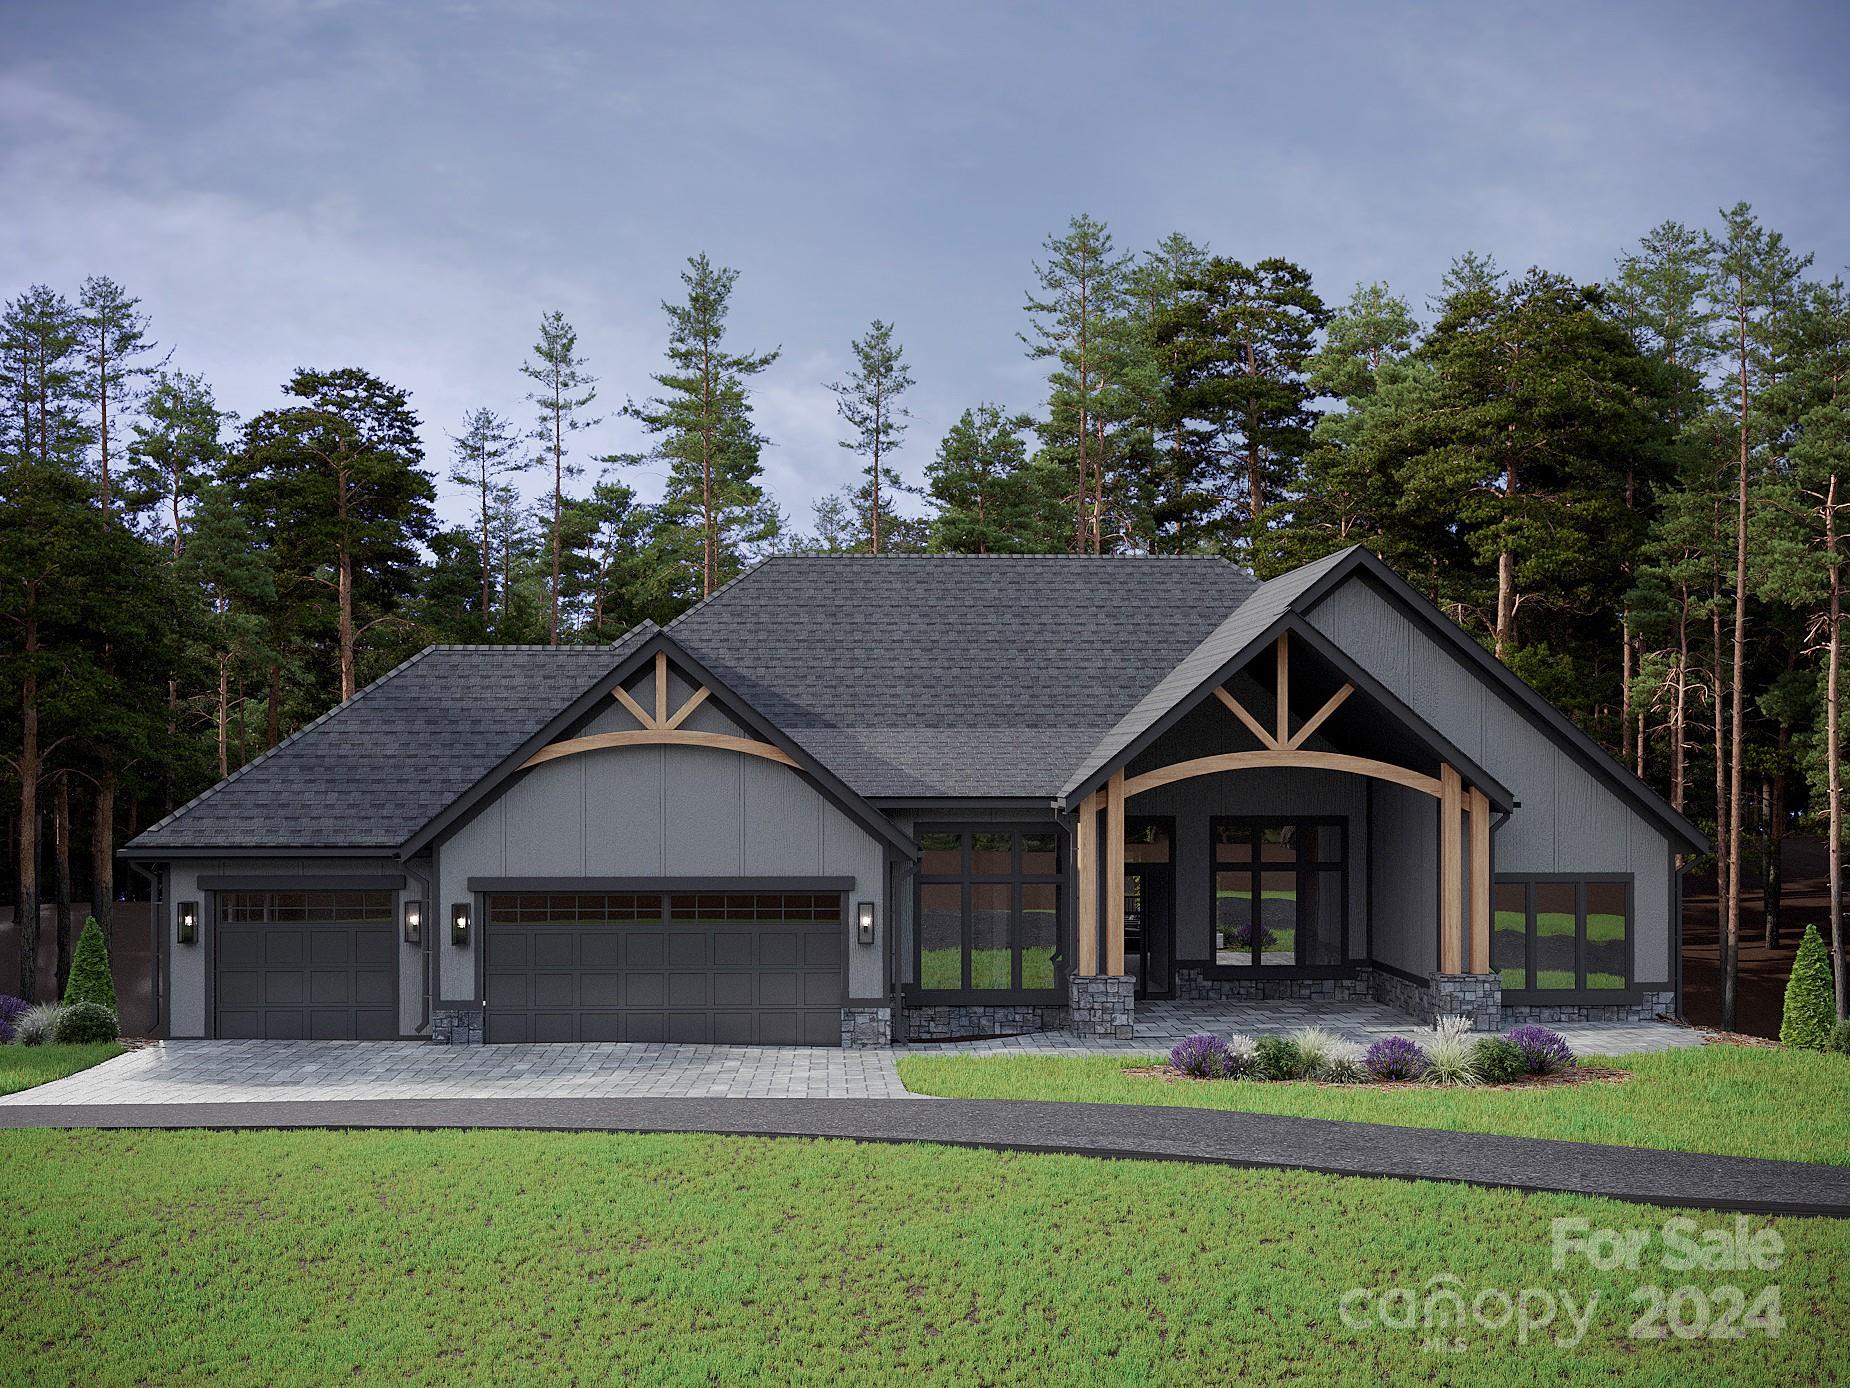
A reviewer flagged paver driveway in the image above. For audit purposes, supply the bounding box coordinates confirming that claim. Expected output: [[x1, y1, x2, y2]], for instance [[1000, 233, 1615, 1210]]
[[3, 1039, 914, 1105]]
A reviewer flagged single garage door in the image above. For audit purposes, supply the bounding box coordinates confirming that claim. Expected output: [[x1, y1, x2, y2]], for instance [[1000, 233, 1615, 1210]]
[[483, 892, 844, 1045], [215, 890, 398, 1039]]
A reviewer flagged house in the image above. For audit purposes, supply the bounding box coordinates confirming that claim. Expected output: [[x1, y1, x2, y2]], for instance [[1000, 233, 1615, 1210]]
[[122, 546, 1707, 1047]]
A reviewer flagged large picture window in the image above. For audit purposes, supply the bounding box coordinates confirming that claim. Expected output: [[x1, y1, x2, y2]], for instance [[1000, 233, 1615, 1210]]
[[1209, 819, 1347, 970], [1492, 876, 1631, 995], [914, 826, 1063, 996]]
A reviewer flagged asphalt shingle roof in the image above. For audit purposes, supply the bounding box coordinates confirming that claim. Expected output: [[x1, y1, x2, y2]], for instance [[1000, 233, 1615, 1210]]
[[670, 555, 1258, 798], [126, 631, 653, 853]]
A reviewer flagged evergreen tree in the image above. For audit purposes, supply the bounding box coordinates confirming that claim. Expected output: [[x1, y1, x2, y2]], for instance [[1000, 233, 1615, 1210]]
[[0, 285, 86, 469], [178, 485, 276, 778], [924, 404, 1064, 553], [61, 916, 118, 1013], [1022, 215, 1130, 552], [228, 368, 436, 703], [520, 312, 599, 645], [76, 275, 163, 514], [125, 371, 230, 558], [1779, 924, 1837, 1048], [828, 320, 915, 554], [446, 407, 528, 632], [622, 253, 781, 599]]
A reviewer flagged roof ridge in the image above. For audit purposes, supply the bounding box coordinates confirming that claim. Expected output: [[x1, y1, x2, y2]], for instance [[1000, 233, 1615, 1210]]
[[723, 552, 1241, 561], [129, 644, 443, 844], [662, 560, 769, 633]]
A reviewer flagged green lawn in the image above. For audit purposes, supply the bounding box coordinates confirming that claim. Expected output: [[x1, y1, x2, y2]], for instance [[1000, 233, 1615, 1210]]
[[0, 1042, 124, 1096], [3, 1128, 1844, 1386], [897, 1045, 1850, 1166]]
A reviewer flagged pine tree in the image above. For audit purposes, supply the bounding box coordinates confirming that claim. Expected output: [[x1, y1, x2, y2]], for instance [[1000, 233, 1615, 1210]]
[[1780, 924, 1837, 1047], [0, 285, 86, 469], [125, 371, 229, 558], [1022, 215, 1129, 552], [520, 313, 599, 646], [76, 276, 163, 514], [447, 407, 527, 632], [924, 404, 1063, 553], [828, 320, 914, 554], [179, 486, 276, 778], [623, 253, 781, 599]]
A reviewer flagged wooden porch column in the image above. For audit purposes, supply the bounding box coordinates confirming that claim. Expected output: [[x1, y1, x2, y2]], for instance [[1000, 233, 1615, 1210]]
[[1075, 791, 1099, 976], [1438, 763, 1463, 974], [1467, 787, 1491, 973], [1105, 769, 1127, 975]]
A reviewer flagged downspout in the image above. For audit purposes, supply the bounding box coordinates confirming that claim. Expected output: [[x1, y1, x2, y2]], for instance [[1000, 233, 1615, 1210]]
[[403, 855, 433, 1036], [128, 860, 163, 1039]]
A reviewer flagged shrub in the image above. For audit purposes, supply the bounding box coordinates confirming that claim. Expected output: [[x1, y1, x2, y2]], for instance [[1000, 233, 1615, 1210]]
[[1253, 1034, 1311, 1081], [1506, 1025, 1576, 1074], [1830, 1019, 1850, 1058], [1169, 1033, 1236, 1079], [0, 994, 27, 1044], [1473, 1035, 1527, 1085], [1223, 1034, 1258, 1076], [1287, 1026, 1343, 1073], [63, 917, 118, 1014], [1363, 1035, 1428, 1081], [1319, 1039, 1369, 1083], [1224, 921, 1277, 951], [52, 1001, 119, 1045], [1780, 925, 1838, 1050], [13, 1003, 66, 1046]]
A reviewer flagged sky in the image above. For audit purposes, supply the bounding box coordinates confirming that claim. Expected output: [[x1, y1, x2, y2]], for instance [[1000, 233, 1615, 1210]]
[[4, 0, 1848, 533]]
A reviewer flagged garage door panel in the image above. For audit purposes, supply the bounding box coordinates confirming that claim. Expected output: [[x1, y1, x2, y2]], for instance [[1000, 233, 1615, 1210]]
[[213, 894, 397, 1041], [483, 892, 843, 1045]]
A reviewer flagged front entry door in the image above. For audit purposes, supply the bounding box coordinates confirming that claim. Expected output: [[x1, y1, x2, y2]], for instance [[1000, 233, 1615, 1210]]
[[1124, 864, 1174, 999]]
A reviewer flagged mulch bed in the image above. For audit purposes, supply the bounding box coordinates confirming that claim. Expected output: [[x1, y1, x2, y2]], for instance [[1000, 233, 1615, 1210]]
[[1122, 1064, 1631, 1090]]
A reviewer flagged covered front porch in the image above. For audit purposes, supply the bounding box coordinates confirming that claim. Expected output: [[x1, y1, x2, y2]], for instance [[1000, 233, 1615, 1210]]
[[1065, 625, 1511, 1035]]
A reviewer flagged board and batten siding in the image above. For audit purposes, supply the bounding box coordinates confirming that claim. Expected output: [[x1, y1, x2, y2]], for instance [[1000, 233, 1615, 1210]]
[[1305, 574, 1675, 984], [164, 855, 417, 1038], [434, 672, 889, 1003]]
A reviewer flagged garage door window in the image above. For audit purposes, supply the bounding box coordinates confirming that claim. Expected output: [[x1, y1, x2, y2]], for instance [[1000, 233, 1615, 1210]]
[[914, 826, 1064, 1000], [222, 890, 393, 922]]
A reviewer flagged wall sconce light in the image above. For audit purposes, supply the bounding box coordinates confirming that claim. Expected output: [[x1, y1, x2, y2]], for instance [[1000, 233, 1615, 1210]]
[[177, 901, 199, 946], [856, 900, 876, 946], [402, 900, 423, 945], [450, 902, 471, 946]]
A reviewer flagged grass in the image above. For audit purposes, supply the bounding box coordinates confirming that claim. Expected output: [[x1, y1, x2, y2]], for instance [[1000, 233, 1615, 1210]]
[[0, 1042, 124, 1096], [3, 1127, 1844, 1386], [897, 1045, 1850, 1166]]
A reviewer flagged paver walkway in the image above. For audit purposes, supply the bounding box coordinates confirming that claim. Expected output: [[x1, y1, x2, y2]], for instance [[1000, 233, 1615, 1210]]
[[2, 1095, 1842, 1216]]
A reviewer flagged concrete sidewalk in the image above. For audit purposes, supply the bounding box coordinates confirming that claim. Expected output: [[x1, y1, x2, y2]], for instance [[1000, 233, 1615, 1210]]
[[2, 1095, 1843, 1217]]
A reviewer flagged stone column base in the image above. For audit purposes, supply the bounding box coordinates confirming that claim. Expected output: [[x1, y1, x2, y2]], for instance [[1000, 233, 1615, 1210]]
[[1069, 974, 1136, 1038], [1428, 972, 1502, 1031], [431, 1008, 484, 1045], [840, 1006, 893, 1047]]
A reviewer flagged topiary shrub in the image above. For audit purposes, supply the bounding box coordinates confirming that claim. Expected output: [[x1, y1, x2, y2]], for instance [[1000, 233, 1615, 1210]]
[[1169, 1033, 1236, 1079], [1507, 1025, 1575, 1074], [0, 994, 27, 1044], [1363, 1035, 1428, 1081], [1473, 1035, 1527, 1085], [13, 1003, 65, 1046], [52, 1001, 119, 1045], [63, 917, 118, 1014], [1780, 925, 1838, 1050], [1252, 1034, 1311, 1081], [1830, 1020, 1850, 1058]]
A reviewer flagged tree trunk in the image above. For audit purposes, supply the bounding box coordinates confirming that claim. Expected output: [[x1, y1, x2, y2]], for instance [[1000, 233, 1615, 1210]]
[[1724, 301, 1752, 1034], [1621, 613, 1634, 766], [16, 614, 40, 1001], [90, 763, 115, 943], [479, 472, 492, 629], [1671, 593, 1688, 812], [1826, 475, 1846, 1019], [1712, 544, 1730, 1024], [218, 650, 232, 780], [1764, 724, 1787, 949], [267, 663, 282, 749], [549, 389, 563, 645], [52, 773, 72, 997]]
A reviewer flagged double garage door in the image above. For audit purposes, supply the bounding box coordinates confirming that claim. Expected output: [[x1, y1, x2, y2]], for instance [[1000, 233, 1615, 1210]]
[[215, 890, 398, 1040], [483, 892, 844, 1045]]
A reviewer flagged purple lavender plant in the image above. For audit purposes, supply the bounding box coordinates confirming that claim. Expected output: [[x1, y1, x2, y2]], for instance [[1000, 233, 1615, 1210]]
[[1506, 1025, 1575, 1074], [1225, 921, 1278, 950], [1169, 1033, 1237, 1079], [0, 994, 26, 1044], [1363, 1035, 1429, 1081]]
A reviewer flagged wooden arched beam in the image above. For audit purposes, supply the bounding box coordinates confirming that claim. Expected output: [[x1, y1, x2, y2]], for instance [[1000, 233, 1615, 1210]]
[[1121, 749, 1443, 801], [520, 730, 799, 772]]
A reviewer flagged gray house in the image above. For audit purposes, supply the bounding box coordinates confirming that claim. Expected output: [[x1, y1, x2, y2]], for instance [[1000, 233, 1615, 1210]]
[[123, 546, 1706, 1047]]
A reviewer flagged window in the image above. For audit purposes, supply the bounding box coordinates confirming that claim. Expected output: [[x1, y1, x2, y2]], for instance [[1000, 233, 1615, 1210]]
[[913, 826, 1064, 996], [221, 891, 393, 923], [1210, 819, 1346, 970], [1492, 877, 1631, 995]]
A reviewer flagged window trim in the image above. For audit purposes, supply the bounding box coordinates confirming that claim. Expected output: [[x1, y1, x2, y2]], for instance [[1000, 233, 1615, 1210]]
[[1196, 816, 1351, 976], [909, 822, 1066, 1003], [1493, 872, 1636, 1001]]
